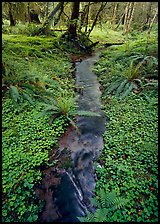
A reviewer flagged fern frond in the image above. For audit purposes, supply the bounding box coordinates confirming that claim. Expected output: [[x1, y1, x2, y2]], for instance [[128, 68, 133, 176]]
[[143, 55, 158, 65], [120, 82, 135, 100], [115, 79, 128, 97], [104, 78, 123, 95], [20, 83, 36, 93], [142, 81, 158, 89], [21, 92, 34, 104], [103, 190, 117, 208], [90, 197, 101, 208], [99, 188, 107, 208], [111, 197, 128, 210], [78, 211, 94, 222], [9, 85, 20, 104], [94, 208, 108, 222], [78, 189, 128, 222], [41, 104, 60, 116], [71, 110, 101, 117]]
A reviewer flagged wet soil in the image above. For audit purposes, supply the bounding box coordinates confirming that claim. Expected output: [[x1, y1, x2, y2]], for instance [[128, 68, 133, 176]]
[[35, 49, 106, 222]]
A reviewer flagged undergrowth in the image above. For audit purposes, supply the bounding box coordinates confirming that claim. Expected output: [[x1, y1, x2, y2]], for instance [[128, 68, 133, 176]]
[[93, 29, 158, 100], [2, 30, 75, 222], [91, 29, 158, 222], [2, 100, 69, 222]]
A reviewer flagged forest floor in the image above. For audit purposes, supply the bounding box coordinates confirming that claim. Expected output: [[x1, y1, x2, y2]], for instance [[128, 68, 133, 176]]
[[2, 24, 158, 222]]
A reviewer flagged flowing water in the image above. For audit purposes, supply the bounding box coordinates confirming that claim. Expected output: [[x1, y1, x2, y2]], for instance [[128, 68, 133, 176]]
[[36, 50, 106, 222]]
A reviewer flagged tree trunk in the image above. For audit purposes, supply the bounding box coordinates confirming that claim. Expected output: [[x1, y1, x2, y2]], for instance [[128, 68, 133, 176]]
[[147, 8, 158, 34], [127, 2, 136, 33], [46, 2, 49, 17], [124, 2, 136, 33], [54, 2, 64, 26], [114, 7, 126, 30], [27, 3, 30, 23], [84, 2, 90, 33], [88, 2, 107, 36], [79, 2, 93, 32], [112, 2, 119, 24], [40, 2, 64, 35], [123, 2, 130, 32], [8, 2, 16, 26], [145, 2, 152, 25], [68, 2, 80, 39]]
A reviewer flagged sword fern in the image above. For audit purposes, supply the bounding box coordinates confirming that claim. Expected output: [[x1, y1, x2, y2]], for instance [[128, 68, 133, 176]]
[[78, 189, 128, 222]]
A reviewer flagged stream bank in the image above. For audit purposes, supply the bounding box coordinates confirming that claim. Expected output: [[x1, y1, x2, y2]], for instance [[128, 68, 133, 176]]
[[35, 49, 106, 222]]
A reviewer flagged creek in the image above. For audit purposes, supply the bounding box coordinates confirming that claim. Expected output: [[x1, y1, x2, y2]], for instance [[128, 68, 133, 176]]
[[35, 50, 106, 222]]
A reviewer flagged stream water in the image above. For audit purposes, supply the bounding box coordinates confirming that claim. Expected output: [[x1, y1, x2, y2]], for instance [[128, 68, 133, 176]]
[[36, 50, 106, 222]]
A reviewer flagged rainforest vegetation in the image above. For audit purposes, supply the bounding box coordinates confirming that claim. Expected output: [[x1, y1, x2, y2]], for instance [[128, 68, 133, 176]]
[[2, 2, 158, 222]]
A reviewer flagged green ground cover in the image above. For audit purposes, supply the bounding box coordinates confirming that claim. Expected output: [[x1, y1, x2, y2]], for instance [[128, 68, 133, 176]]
[[2, 23, 158, 222], [91, 29, 158, 222], [2, 31, 75, 222]]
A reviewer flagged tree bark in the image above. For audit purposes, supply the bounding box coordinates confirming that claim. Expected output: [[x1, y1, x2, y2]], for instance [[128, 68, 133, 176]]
[[8, 2, 16, 26], [112, 2, 119, 24], [68, 2, 80, 39], [54, 2, 65, 26], [145, 2, 152, 25], [114, 5, 127, 31], [124, 2, 136, 33], [88, 2, 107, 36], [147, 8, 158, 34], [79, 2, 93, 32], [127, 2, 136, 32], [84, 3, 90, 33]]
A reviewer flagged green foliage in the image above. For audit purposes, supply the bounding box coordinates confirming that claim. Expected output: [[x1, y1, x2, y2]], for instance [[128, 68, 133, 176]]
[[2, 99, 68, 222], [42, 91, 100, 132], [93, 29, 158, 222], [2, 31, 74, 222], [2, 34, 75, 106], [95, 94, 158, 222], [2, 23, 42, 36], [79, 189, 128, 222], [94, 29, 157, 100]]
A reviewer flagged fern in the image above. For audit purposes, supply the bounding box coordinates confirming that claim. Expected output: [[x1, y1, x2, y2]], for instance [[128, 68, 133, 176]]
[[104, 78, 123, 95], [115, 79, 128, 97], [78, 189, 128, 222], [132, 78, 143, 88], [41, 94, 100, 130], [21, 92, 34, 105], [120, 82, 136, 100], [9, 85, 21, 105], [94, 208, 108, 222], [142, 81, 158, 89], [71, 110, 100, 117]]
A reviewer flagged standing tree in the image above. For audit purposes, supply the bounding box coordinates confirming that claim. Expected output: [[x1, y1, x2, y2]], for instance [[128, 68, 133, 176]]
[[145, 2, 152, 25], [124, 2, 136, 33], [147, 7, 158, 34], [39, 2, 64, 35], [112, 2, 119, 24], [87, 2, 107, 36], [67, 2, 80, 39], [8, 2, 16, 26]]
